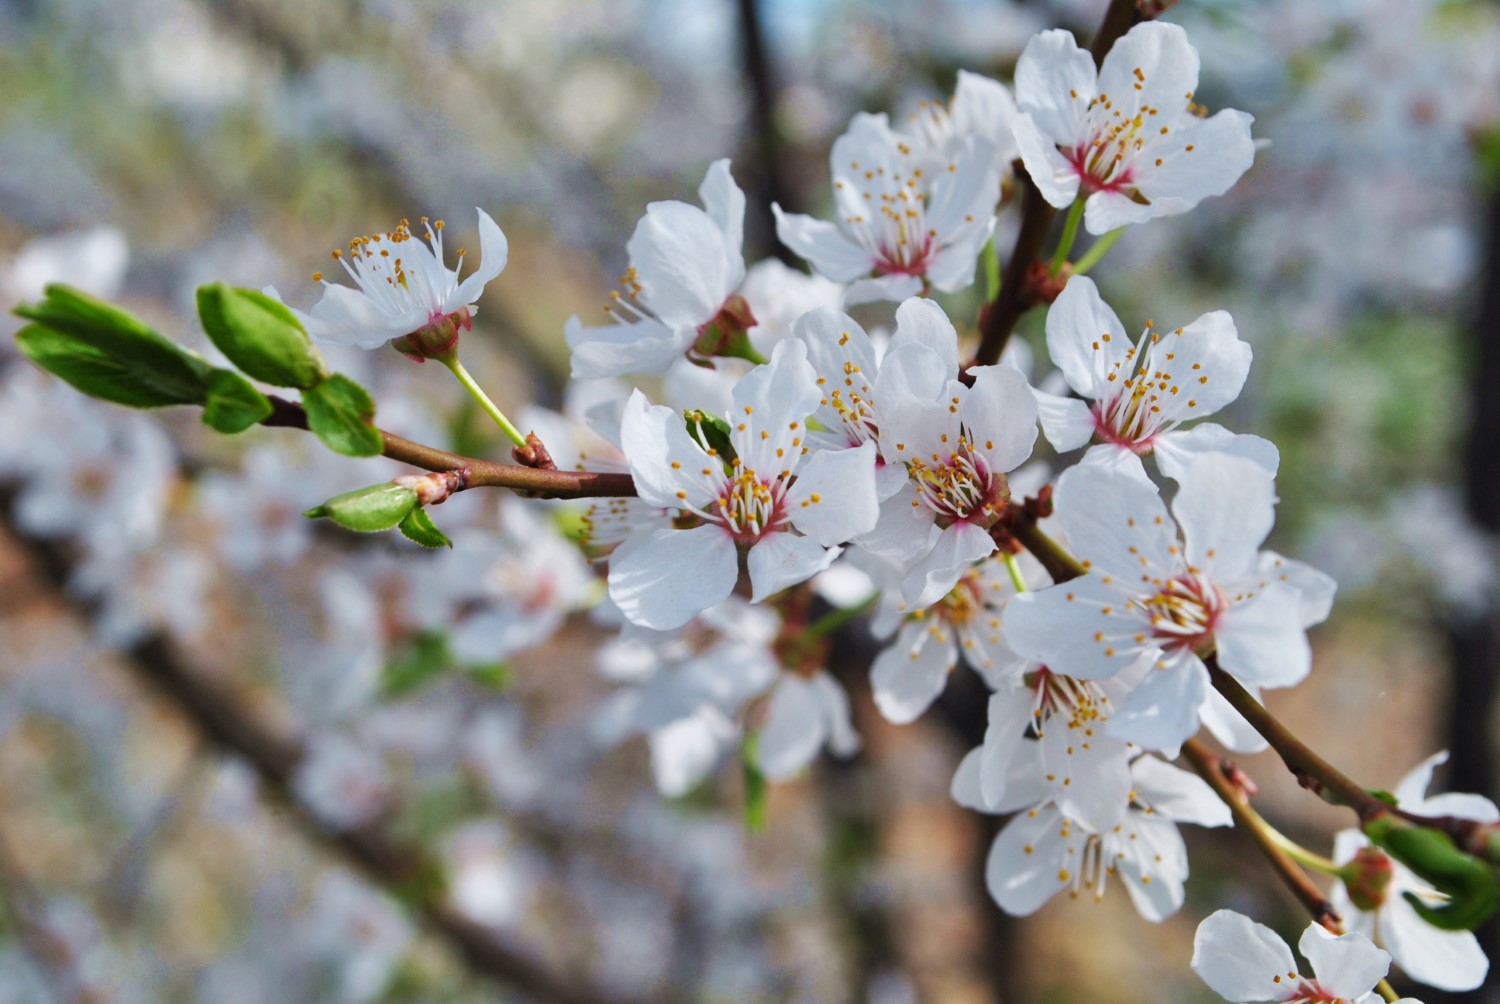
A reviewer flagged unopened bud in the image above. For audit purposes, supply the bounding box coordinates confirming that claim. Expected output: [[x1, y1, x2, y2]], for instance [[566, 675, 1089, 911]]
[[1341, 846, 1395, 912], [691, 294, 760, 362], [1021, 260, 1070, 308], [391, 306, 471, 362]]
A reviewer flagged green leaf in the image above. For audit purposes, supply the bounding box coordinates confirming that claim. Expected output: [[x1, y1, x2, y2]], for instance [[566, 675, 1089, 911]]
[[304, 482, 419, 532], [466, 662, 512, 690], [14, 324, 197, 408], [380, 631, 453, 697], [684, 408, 736, 467], [397, 507, 452, 549], [303, 373, 382, 457], [202, 368, 273, 433], [196, 283, 327, 389], [14, 284, 211, 404]]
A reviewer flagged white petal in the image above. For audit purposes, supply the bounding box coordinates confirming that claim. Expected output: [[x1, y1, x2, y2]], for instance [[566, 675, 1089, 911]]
[[1147, 310, 1252, 423], [1384, 894, 1489, 991], [1298, 925, 1389, 1001], [1041, 723, 1131, 832], [900, 520, 996, 608], [787, 441, 880, 545], [758, 675, 825, 779], [951, 70, 1020, 162], [888, 296, 960, 377], [1256, 550, 1337, 628], [986, 805, 1070, 916], [845, 274, 925, 306], [1135, 109, 1256, 211], [773, 204, 876, 283], [980, 689, 1040, 808], [1153, 425, 1280, 482], [1171, 452, 1276, 580], [964, 364, 1040, 474], [1002, 576, 1147, 680], [306, 283, 420, 348], [1191, 909, 1298, 1002], [871, 621, 954, 724], [1118, 814, 1188, 920], [1044, 275, 1130, 399], [1082, 190, 1156, 235], [608, 524, 739, 630], [810, 671, 861, 758], [697, 158, 746, 266], [1013, 113, 1081, 209], [628, 201, 736, 328], [450, 208, 510, 307], [566, 315, 690, 379], [1198, 683, 1269, 754], [925, 135, 1002, 239], [747, 532, 838, 603], [1215, 583, 1310, 689], [1132, 755, 1232, 827], [1108, 656, 1209, 752], [951, 747, 989, 811], [619, 390, 712, 509], [860, 486, 940, 562], [1053, 459, 1177, 583], [1014, 29, 1094, 144], [649, 707, 736, 797], [1095, 23, 1198, 122], [732, 337, 820, 439]]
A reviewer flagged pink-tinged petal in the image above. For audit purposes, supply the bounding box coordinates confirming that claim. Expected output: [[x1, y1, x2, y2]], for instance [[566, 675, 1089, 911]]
[[986, 805, 1070, 916], [871, 620, 954, 724], [964, 364, 1040, 474], [450, 208, 510, 307], [1191, 910, 1298, 1002], [1095, 22, 1199, 135], [1082, 190, 1156, 235], [951, 747, 989, 811], [747, 532, 838, 603], [1108, 655, 1208, 752], [1118, 814, 1187, 920], [1171, 453, 1276, 580], [1153, 425, 1280, 482], [1255, 550, 1337, 628], [1014, 28, 1095, 144], [1198, 683, 1269, 754], [1384, 893, 1489, 991], [1215, 583, 1310, 689], [860, 487, 939, 563], [1002, 576, 1150, 680], [566, 315, 691, 379], [1132, 756, 1232, 828], [1044, 275, 1130, 399], [901, 520, 996, 608], [845, 274, 924, 306], [1014, 114, 1081, 209], [1135, 109, 1256, 212], [980, 689, 1039, 808], [1053, 460, 1177, 582], [1297, 926, 1389, 1001], [696, 158, 746, 266], [628, 201, 736, 329], [619, 390, 713, 509], [1147, 310, 1253, 424], [648, 707, 736, 797], [888, 297, 960, 379], [773, 204, 876, 283], [788, 441, 880, 545], [608, 524, 738, 630]]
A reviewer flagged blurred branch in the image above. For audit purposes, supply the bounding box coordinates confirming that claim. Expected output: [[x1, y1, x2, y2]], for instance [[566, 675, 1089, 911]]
[[734, 0, 800, 265], [2, 514, 643, 1004], [972, 0, 1157, 367]]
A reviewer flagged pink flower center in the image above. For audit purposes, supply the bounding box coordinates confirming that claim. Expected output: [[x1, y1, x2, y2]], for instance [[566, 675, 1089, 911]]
[[1142, 574, 1226, 655], [712, 463, 789, 546], [905, 436, 1007, 528]]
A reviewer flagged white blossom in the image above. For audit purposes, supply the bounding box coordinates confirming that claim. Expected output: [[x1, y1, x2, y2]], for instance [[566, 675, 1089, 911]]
[[1192, 911, 1392, 1004]]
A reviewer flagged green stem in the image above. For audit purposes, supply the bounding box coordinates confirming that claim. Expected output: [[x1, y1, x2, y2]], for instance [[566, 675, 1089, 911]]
[[1259, 816, 1343, 875], [803, 592, 879, 640], [980, 239, 1001, 301], [443, 356, 526, 448], [1048, 200, 1086, 277], [1375, 978, 1399, 1003], [1072, 226, 1125, 276], [1003, 552, 1028, 593]]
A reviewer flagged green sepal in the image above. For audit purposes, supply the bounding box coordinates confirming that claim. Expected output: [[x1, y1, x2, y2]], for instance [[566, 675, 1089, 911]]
[[202, 368, 273, 433], [303, 373, 382, 457], [397, 507, 452, 549], [684, 408, 736, 466], [1365, 814, 1500, 931], [13, 285, 212, 406], [304, 482, 419, 533], [195, 283, 326, 389]]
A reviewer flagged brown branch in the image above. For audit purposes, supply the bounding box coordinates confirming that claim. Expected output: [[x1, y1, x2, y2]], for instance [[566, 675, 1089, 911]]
[[970, 0, 1157, 367], [262, 396, 637, 500], [3, 514, 641, 1004], [1181, 738, 1343, 933]]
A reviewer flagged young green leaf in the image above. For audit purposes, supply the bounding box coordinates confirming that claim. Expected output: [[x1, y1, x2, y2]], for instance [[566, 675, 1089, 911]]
[[14, 284, 212, 404], [15, 324, 196, 408], [302, 373, 383, 457], [196, 283, 327, 389], [683, 408, 736, 466], [304, 482, 419, 532], [397, 507, 453, 549], [201, 368, 273, 433]]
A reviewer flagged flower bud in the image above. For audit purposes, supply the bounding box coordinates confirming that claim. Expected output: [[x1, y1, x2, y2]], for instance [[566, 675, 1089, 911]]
[[390, 306, 471, 362], [1341, 846, 1395, 912], [690, 294, 759, 362]]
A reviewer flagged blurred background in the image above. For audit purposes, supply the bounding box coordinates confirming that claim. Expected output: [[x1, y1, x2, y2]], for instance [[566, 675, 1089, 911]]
[[2, 0, 1500, 1001]]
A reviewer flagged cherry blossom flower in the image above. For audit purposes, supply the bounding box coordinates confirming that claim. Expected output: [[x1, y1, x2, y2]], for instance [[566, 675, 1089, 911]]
[[860, 306, 1039, 606], [757, 671, 861, 780], [609, 339, 879, 630], [867, 554, 1030, 724], [1013, 22, 1256, 234], [774, 112, 1002, 305], [1035, 275, 1277, 480], [1003, 453, 1335, 751], [796, 297, 961, 499], [1192, 910, 1396, 1004], [568, 159, 753, 378], [1330, 751, 1495, 992], [899, 70, 1021, 178], [283, 209, 508, 352], [957, 755, 1229, 919]]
